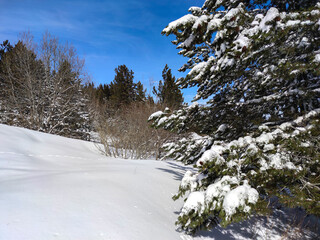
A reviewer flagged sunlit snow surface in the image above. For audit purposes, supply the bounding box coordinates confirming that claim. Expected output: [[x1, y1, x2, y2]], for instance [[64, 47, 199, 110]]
[[0, 124, 318, 240]]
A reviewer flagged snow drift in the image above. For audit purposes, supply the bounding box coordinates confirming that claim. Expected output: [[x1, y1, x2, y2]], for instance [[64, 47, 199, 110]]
[[0, 124, 318, 240]]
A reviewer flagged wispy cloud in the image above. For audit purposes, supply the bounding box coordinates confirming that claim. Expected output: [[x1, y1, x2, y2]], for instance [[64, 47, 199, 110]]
[[0, 0, 204, 103]]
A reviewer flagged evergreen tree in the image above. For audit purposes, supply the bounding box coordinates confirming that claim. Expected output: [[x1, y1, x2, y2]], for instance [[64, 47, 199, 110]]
[[49, 60, 90, 140], [0, 32, 91, 140], [83, 82, 96, 101], [134, 81, 146, 102], [146, 94, 155, 105], [153, 65, 184, 109], [0, 40, 13, 60], [109, 65, 135, 106], [0, 40, 13, 119], [38, 32, 91, 140], [85, 66, 147, 109], [149, 0, 320, 234], [0, 41, 46, 128], [94, 83, 111, 104]]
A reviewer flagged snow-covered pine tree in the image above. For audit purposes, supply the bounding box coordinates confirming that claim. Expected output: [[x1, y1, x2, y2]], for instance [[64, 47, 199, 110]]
[[47, 60, 91, 140], [0, 40, 13, 123], [0, 41, 46, 128], [149, 0, 320, 234], [0, 32, 91, 140], [39, 32, 91, 140]]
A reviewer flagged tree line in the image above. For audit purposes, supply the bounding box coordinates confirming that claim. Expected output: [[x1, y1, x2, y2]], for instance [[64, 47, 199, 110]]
[[85, 63, 183, 111], [84, 63, 184, 159], [0, 32, 184, 146], [0, 32, 90, 140]]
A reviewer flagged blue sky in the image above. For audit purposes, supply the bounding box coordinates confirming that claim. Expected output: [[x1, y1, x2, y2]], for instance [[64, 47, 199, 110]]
[[0, 0, 205, 103]]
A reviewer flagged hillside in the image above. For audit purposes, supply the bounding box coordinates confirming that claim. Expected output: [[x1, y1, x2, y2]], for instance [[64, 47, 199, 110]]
[[0, 124, 318, 240]]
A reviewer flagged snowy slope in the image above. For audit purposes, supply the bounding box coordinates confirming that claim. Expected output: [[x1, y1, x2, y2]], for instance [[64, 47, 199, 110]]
[[0, 124, 318, 240], [0, 124, 187, 240]]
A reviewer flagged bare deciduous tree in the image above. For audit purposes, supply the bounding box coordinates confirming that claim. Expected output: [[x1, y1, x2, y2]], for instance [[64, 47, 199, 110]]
[[97, 102, 174, 159]]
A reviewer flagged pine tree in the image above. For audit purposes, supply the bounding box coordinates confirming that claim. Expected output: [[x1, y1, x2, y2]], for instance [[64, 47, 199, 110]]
[[0, 41, 46, 128], [0, 40, 13, 120], [0, 40, 13, 60], [153, 64, 184, 109], [0, 32, 91, 140], [93, 83, 111, 105], [109, 65, 135, 106], [149, 0, 320, 234], [49, 60, 90, 140], [38, 32, 91, 140], [134, 81, 146, 102]]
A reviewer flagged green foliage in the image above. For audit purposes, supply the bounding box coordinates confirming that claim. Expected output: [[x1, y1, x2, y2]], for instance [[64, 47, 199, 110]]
[[153, 64, 184, 109], [134, 81, 146, 102], [87, 65, 148, 108], [109, 65, 136, 106], [161, 1, 320, 138], [150, 0, 320, 234]]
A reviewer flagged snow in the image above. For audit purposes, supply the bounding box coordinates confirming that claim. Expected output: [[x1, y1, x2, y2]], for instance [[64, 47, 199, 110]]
[[286, 20, 300, 27], [279, 122, 292, 131], [258, 125, 269, 131], [163, 14, 198, 33], [1, 124, 319, 239], [188, 60, 209, 80], [205, 176, 239, 205], [181, 34, 195, 48], [234, 34, 251, 51], [301, 142, 311, 148], [259, 7, 280, 32], [224, 4, 244, 21], [294, 108, 320, 124], [213, 0, 223, 8], [263, 153, 296, 170], [181, 191, 205, 214], [148, 111, 163, 121], [222, 181, 259, 220], [188, 101, 199, 109], [301, 20, 313, 26], [157, 116, 168, 126], [192, 15, 209, 30], [246, 143, 259, 155], [207, 18, 222, 31], [181, 170, 198, 191], [0, 124, 189, 240], [263, 143, 275, 152], [188, 7, 202, 15], [197, 145, 225, 166], [256, 132, 274, 144], [217, 124, 227, 132]]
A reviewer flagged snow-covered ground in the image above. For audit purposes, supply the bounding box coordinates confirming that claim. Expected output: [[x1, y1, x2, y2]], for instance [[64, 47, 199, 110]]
[[0, 124, 319, 240]]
